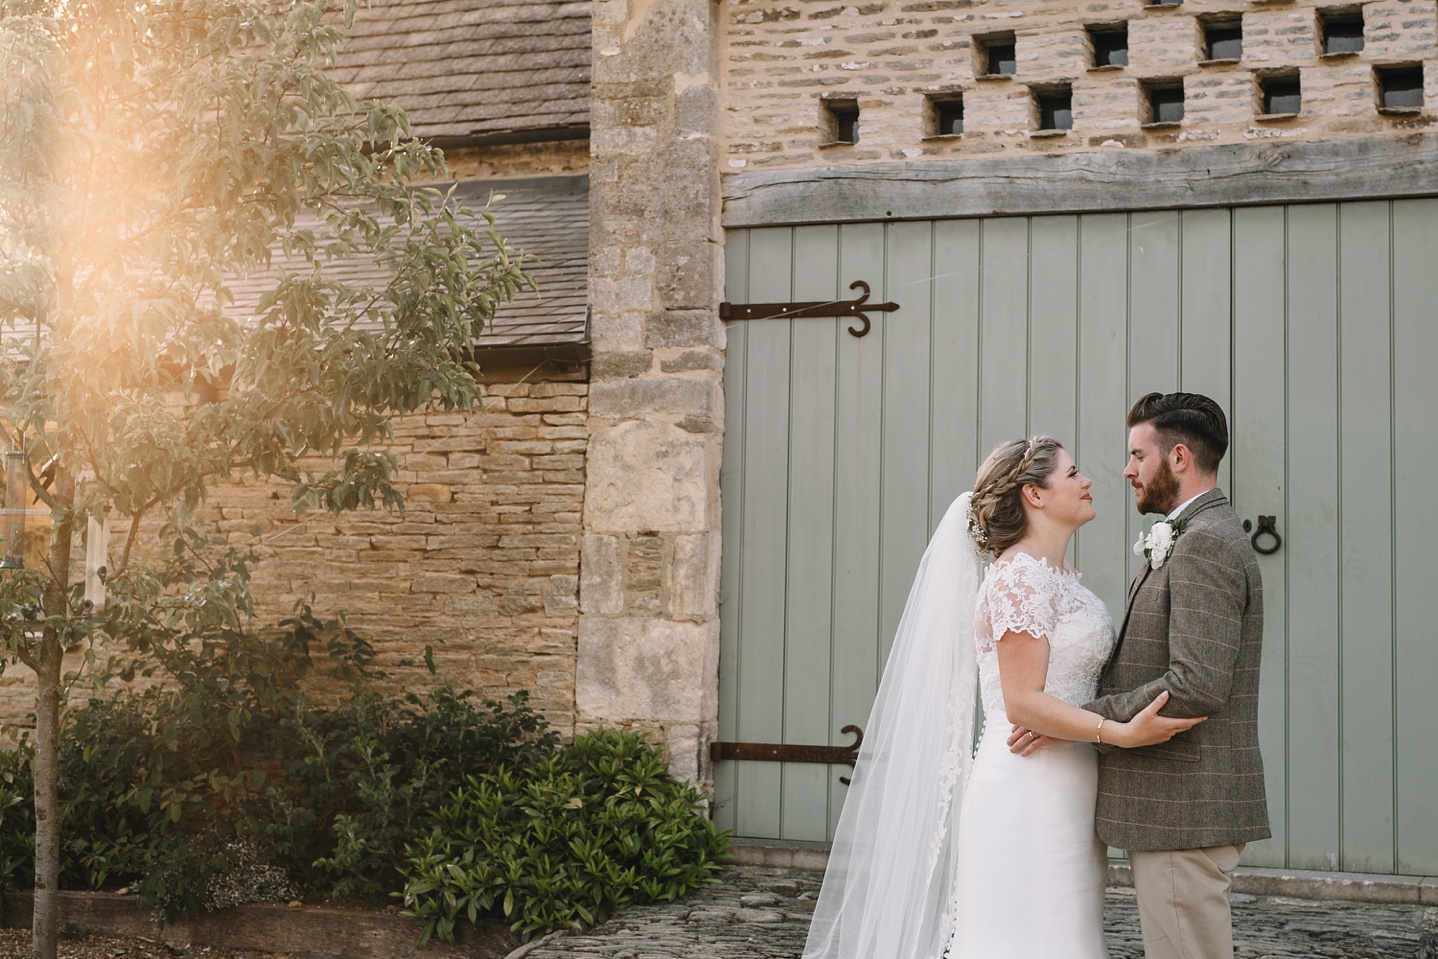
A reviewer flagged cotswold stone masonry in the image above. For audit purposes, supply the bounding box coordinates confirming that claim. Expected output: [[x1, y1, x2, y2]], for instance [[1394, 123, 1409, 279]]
[[581, 0, 726, 785], [241, 373, 589, 729], [723, 0, 1438, 171], [0, 371, 588, 737]]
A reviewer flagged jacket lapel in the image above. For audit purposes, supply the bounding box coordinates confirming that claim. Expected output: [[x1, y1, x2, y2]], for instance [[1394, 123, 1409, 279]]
[[1118, 563, 1152, 640], [1116, 488, 1229, 640]]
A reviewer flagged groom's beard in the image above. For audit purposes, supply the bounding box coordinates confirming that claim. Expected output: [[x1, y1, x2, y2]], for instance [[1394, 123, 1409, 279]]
[[1134, 458, 1181, 515]]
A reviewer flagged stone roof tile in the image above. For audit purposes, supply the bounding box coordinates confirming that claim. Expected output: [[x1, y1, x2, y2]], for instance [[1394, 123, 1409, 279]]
[[228, 176, 589, 352], [330, 0, 591, 141]]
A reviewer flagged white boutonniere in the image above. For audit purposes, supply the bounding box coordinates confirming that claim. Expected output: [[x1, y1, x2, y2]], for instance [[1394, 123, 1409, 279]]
[[1133, 517, 1187, 570]]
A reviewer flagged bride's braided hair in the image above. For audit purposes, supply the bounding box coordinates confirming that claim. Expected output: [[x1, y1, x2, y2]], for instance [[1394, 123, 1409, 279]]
[[968, 435, 1065, 557]]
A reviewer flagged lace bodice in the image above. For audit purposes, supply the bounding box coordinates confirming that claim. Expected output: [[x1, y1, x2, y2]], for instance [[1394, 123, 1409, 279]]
[[973, 552, 1116, 720]]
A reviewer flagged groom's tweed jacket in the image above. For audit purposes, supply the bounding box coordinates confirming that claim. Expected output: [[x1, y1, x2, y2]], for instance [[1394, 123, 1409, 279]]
[[1086, 489, 1271, 851]]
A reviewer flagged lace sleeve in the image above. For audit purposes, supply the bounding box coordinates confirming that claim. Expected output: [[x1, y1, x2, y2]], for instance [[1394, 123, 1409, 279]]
[[978, 556, 1058, 651]]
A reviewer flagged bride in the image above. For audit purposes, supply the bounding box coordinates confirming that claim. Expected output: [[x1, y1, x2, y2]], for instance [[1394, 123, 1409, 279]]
[[802, 436, 1203, 959]]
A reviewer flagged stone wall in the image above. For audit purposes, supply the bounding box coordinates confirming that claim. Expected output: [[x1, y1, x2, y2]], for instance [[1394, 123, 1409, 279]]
[[722, 0, 1438, 171], [584, 0, 726, 784], [0, 367, 588, 736], [240, 368, 588, 727]]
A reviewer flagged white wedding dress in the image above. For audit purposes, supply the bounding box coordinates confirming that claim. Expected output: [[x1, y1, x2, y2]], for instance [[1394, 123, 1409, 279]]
[[946, 552, 1118, 958], [802, 496, 1119, 959]]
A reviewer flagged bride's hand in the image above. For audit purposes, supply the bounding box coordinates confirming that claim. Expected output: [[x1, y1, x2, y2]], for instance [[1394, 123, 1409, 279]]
[[1114, 690, 1205, 748], [1007, 725, 1071, 756]]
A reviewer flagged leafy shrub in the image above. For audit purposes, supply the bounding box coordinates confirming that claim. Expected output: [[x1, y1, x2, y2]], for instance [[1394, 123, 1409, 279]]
[[0, 602, 727, 937], [298, 686, 559, 900], [399, 729, 729, 944], [0, 740, 34, 891], [1, 612, 560, 918]]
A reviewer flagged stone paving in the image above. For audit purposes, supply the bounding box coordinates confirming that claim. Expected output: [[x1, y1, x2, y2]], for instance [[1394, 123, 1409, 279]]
[[519, 863, 1438, 959]]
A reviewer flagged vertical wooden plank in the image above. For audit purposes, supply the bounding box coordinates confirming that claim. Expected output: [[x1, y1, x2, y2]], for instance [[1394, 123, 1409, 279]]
[[1283, 203, 1341, 871], [1029, 215, 1080, 444], [1230, 205, 1288, 868], [877, 222, 936, 664], [1074, 213, 1133, 620], [929, 220, 982, 517], [1126, 211, 1182, 585], [780, 226, 841, 841], [1336, 200, 1396, 873], [1179, 208, 1235, 497], [1127, 210, 1182, 395], [1392, 198, 1438, 875], [715, 228, 750, 834], [978, 217, 1032, 453], [827, 222, 888, 838], [733, 226, 794, 839]]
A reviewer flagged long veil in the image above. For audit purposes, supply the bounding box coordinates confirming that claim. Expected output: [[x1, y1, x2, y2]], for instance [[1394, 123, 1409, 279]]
[[801, 492, 982, 959]]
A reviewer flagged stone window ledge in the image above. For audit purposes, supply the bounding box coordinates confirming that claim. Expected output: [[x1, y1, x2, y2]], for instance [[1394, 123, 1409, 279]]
[[1198, 57, 1241, 67], [818, 140, 856, 149], [1030, 129, 1069, 138], [1088, 64, 1126, 73], [1253, 112, 1300, 122], [921, 133, 964, 141], [975, 73, 1016, 82], [1320, 51, 1361, 61], [1377, 106, 1423, 116], [1141, 120, 1182, 130]]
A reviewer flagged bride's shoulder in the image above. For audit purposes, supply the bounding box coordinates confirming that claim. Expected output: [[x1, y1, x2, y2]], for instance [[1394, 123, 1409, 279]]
[[983, 551, 1065, 594], [988, 550, 1068, 579]]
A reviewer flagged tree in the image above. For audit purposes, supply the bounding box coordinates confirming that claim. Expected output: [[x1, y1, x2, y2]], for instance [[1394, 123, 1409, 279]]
[[0, 1, 530, 955]]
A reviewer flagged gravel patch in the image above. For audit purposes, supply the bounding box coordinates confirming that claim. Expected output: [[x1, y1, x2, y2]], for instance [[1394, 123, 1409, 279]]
[[1, 865, 1433, 958]]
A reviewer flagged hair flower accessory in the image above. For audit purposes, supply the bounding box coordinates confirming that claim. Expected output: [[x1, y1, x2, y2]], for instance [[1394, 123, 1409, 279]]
[[1133, 517, 1187, 570], [965, 499, 989, 554]]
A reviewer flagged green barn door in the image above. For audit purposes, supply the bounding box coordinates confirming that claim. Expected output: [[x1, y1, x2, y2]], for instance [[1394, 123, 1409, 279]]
[[717, 202, 1438, 876], [1231, 200, 1438, 874]]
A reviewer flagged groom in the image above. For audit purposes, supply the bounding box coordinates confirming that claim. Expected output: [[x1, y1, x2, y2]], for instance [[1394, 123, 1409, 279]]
[[1018, 391, 1269, 959]]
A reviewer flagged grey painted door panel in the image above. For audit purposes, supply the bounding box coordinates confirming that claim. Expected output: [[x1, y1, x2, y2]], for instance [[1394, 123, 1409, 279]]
[[717, 202, 1437, 875]]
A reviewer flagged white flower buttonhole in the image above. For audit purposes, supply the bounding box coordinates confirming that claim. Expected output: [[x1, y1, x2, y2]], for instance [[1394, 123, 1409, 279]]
[[1134, 518, 1186, 570]]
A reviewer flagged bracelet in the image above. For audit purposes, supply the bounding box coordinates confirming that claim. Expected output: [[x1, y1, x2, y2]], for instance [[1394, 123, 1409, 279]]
[[1095, 717, 1105, 745]]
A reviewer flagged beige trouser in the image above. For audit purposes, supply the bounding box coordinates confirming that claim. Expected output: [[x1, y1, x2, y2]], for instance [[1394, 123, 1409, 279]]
[[1129, 844, 1244, 959]]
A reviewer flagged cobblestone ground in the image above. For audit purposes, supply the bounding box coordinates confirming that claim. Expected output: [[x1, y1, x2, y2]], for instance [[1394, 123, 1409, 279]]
[[521, 864, 1438, 959]]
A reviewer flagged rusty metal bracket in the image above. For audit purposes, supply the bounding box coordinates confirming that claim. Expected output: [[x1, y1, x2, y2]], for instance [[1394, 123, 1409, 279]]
[[719, 280, 899, 338], [709, 724, 864, 785]]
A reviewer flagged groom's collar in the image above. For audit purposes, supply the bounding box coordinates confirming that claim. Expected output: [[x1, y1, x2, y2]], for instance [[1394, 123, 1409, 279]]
[[1167, 489, 1210, 520], [1170, 487, 1225, 521]]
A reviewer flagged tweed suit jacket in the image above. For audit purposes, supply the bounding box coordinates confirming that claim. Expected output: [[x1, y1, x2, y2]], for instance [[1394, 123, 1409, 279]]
[[1085, 488, 1271, 852]]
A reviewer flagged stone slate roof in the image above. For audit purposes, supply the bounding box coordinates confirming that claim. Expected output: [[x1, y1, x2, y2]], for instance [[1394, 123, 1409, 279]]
[[229, 175, 589, 356], [457, 175, 588, 352], [329, 0, 592, 142]]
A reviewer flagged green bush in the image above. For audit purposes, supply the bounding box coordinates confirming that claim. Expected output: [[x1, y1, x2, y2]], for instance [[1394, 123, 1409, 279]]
[[399, 729, 729, 945], [0, 615, 728, 943], [0, 740, 34, 891], [299, 686, 560, 900], [1, 612, 560, 916]]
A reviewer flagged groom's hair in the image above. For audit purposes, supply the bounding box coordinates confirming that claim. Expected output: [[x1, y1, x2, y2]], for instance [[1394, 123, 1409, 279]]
[[1127, 392, 1228, 474]]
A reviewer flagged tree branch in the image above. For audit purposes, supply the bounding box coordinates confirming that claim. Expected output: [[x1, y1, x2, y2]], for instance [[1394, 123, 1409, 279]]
[[115, 505, 147, 579], [13, 641, 38, 672]]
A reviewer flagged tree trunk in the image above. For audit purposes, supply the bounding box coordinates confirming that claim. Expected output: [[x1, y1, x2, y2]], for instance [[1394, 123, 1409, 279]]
[[32, 470, 73, 959]]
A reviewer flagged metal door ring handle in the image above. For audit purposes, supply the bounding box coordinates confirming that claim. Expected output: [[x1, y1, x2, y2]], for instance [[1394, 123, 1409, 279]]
[[1250, 515, 1281, 555]]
